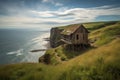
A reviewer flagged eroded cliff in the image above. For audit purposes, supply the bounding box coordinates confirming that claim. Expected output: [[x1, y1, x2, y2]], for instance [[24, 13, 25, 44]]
[[50, 27, 63, 48]]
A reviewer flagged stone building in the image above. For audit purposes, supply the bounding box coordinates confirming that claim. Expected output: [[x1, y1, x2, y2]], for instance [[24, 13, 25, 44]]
[[50, 24, 90, 50], [60, 24, 90, 50]]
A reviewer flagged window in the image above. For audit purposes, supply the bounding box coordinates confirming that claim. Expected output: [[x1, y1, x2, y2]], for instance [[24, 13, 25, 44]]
[[76, 34, 79, 40]]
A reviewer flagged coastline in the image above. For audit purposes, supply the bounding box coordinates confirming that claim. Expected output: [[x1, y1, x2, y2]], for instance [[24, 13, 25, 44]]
[[0, 30, 50, 64], [29, 30, 50, 53], [43, 38, 51, 49], [30, 38, 51, 52]]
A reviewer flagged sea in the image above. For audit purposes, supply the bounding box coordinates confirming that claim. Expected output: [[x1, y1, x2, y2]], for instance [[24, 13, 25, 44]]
[[0, 28, 50, 64]]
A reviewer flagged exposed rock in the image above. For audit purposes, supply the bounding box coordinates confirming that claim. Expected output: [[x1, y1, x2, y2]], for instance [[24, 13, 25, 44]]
[[30, 49, 46, 52], [43, 38, 50, 41], [39, 54, 51, 64], [50, 28, 64, 48]]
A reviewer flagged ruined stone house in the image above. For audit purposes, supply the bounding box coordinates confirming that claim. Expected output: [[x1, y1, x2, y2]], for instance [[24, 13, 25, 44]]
[[61, 24, 89, 45], [50, 24, 90, 50]]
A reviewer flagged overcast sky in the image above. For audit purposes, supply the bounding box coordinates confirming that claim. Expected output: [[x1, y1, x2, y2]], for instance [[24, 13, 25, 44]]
[[0, 0, 120, 28]]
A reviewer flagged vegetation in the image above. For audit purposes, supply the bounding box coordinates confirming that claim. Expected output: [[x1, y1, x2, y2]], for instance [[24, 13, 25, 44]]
[[89, 21, 120, 46], [59, 59, 120, 80], [84, 21, 118, 31], [0, 21, 120, 80]]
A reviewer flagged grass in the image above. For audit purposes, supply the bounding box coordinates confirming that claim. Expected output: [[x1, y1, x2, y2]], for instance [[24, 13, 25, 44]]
[[84, 21, 118, 31], [0, 21, 120, 80], [58, 38, 120, 80], [44, 45, 92, 65], [0, 63, 66, 80], [89, 21, 120, 46], [59, 59, 120, 80]]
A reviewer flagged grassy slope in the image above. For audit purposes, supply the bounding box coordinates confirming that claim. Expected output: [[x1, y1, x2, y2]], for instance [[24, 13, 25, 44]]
[[0, 21, 120, 80], [45, 21, 120, 64]]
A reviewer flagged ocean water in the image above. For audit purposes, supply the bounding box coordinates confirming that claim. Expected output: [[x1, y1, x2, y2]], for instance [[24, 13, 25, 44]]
[[0, 28, 50, 64]]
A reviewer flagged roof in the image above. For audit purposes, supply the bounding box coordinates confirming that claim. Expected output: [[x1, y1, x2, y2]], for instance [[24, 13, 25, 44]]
[[61, 24, 89, 35]]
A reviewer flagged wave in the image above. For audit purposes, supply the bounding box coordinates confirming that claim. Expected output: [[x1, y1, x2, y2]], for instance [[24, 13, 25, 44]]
[[7, 49, 23, 56], [31, 33, 49, 42], [20, 32, 50, 62], [30, 32, 50, 49], [6, 32, 50, 63]]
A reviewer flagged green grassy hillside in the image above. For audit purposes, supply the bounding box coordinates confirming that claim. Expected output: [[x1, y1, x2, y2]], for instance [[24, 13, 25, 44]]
[[0, 21, 120, 80]]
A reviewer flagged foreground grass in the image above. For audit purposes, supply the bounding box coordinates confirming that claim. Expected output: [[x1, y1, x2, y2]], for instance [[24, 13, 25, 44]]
[[0, 63, 66, 80], [60, 59, 120, 80]]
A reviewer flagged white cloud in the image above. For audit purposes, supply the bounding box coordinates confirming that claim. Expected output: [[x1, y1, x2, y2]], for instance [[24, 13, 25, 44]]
[[0, 5, 120, 28], [42, 0, 63, 6], [30, 5, 120, 23]]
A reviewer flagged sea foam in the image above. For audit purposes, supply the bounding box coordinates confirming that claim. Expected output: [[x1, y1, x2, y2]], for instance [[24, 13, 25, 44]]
[[7, 49, 23, 56]]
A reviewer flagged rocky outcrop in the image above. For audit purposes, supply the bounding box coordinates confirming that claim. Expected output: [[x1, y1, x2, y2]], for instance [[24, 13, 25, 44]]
[[39, 54, 51, 64], [50, 27, 64, 48]]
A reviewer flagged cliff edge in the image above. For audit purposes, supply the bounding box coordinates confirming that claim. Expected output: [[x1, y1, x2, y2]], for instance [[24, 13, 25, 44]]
[[50, 27, 64, 48]]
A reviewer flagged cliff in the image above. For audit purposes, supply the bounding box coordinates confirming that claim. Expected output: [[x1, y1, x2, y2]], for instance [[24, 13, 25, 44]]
[[50, 27, 64, 48], [38, 27, 64, 64]]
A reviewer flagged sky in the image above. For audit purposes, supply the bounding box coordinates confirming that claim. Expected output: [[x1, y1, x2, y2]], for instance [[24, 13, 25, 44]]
[[0, 0, 120, 28]]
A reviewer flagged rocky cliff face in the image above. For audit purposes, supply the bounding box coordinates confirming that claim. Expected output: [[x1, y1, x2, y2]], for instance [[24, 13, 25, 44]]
[[39, 27, 64, 64], [50, 27, 63, 48]]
